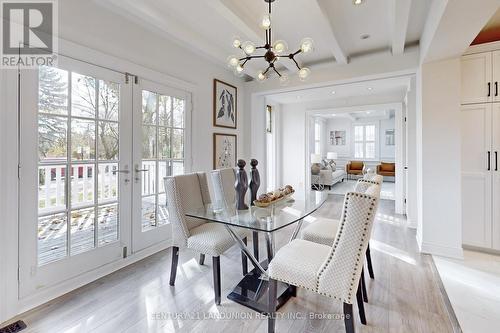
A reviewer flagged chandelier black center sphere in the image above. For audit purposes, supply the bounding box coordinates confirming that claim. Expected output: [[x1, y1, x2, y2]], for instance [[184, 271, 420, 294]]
[[226, 0, 314, 84]]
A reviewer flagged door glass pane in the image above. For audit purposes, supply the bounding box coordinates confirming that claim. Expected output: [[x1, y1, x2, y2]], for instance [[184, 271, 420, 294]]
[[159, 95, 171, 126], [98, 204, 118, 246], [38, 165, 66, 213], [157, 193, 168, 226], [72, 73, 96, 119], [71, 164, 94, 209], [38, 213, 67, 266], [141, 161, 156, 196], [171, 129, 184, 159], [142, 125, 157, 159], [70, 207, 95, 255], [99, 80, 119, 121], [97, 121, 119, 160], [142, 196, 156, 231], [158, 127, 170, 159], [172, 98, 184, 128], [98, 163, 118, 203], [142, 90, 157, 124], [39, 66, 68, 115], [158, 161, 169, 193], [38, 115, 67, 162], [71, 119, 96, 160], [172, 160, 184, 176], [355, 126, 363, 142]]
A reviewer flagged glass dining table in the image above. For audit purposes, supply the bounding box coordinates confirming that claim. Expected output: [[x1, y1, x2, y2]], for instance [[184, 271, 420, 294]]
[[186, 190, 329, 313]]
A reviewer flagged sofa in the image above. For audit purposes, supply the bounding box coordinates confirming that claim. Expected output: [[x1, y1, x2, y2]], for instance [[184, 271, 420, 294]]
[[318, 169, 346, 189], [377, 162, 395, 178], [346, 161, 365, 179]]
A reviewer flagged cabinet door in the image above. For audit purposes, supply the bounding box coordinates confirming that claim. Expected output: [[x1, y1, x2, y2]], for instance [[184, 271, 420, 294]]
[[492, 51, 500, 102], [461, 104, 492, 248], [461, 52, 492, 104], [492, 103, 500, 249]]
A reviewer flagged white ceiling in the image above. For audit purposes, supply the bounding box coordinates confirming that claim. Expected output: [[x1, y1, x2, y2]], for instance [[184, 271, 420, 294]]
[[97, 0, 432, 79], [265, 75, 410, 105], [316, 109, 395, 121]]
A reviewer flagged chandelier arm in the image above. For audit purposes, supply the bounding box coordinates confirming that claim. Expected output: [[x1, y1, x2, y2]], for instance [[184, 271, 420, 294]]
[[272, 66, 282, 77], [239, 55, 265, 61], [291, 49, 302, 57], [263, 65, 272, 75], [290, 57, 301, 70]]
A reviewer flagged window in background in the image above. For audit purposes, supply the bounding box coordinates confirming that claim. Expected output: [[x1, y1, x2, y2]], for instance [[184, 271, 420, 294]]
[[314, 121, 321, 155], [354, 124, 376, 159]]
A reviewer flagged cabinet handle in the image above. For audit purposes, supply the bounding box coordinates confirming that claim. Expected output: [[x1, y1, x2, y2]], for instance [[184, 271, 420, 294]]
[[496, 82, 498, 97], [488, 151, 491, 171], [496, 151, 498, 171], [488, 82, 491, 97]]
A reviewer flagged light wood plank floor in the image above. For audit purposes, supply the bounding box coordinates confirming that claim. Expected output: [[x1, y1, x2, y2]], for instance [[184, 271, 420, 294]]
[[14, 194, 454, 333]]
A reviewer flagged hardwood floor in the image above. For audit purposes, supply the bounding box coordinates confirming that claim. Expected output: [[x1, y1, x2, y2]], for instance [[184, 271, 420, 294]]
[[14, 195, 455, 333]]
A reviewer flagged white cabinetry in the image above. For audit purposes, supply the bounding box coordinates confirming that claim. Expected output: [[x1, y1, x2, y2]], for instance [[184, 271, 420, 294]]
[[461, 50, 500, 105]]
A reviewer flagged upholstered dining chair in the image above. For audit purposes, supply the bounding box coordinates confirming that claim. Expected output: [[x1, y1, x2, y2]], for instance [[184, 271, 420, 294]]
[[210, 168, 260, 262], [267, 191, 379, 333], [300, 181, 381, 302], [164, 172, 248, 305]]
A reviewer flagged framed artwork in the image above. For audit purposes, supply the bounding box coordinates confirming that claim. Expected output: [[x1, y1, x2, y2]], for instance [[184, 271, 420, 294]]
[[330, 130, 346, 146], [213, 133, 237, 169], [385, 129, 395, 145], [213, 79, 237, 129]]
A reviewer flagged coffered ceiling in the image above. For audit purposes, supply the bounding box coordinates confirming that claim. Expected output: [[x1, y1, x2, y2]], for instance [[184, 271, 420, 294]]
[[97, 0, 432, 79]]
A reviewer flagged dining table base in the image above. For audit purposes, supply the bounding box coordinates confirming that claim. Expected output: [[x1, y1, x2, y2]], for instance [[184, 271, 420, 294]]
[[227, 260, 296, 314]]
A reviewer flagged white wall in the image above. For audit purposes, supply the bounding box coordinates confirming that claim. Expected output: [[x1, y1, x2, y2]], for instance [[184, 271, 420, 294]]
[[0, 0, 250, 323], [406, 76, 418, 228], [416, 58, 463, 258], [325, 116, 396, 161]]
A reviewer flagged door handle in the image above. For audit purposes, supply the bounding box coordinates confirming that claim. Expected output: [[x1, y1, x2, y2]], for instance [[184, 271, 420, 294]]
[[134, 165, 149, 182], [488, 151, 491, 171], [488, 82, 491, 97], [496, 82, 498, 97], [496, 151, 498, 171], [112, 169, 130, 174]]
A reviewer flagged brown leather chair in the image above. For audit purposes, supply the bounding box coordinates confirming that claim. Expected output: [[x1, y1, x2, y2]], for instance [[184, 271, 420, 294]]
[[377, 162, 395, 177], [346, 161, 364, 179]]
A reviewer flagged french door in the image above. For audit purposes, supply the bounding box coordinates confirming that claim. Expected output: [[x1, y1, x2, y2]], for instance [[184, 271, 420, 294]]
[[19, 57, 190, 295], [132, 78, 191, 251]]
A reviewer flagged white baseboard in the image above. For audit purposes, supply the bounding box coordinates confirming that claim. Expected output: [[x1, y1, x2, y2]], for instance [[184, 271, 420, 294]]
[[419, 241, 464, 259], [407, 217, 417, 229], [4, 240, 171, 325]]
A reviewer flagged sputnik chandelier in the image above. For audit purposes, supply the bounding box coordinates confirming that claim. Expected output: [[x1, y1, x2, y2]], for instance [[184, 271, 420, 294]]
[[226, 0, 314, 84]]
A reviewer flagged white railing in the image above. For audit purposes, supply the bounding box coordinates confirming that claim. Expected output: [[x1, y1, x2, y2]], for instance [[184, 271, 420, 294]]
[[38, 164, 120, 215]]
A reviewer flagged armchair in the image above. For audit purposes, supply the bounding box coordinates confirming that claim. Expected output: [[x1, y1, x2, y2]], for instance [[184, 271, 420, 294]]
[[267, 191, 379, 333], [376, 162, 395, 177], [346, 161, 365, 180]]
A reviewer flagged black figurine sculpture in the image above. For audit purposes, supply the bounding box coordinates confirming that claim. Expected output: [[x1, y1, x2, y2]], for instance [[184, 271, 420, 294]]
[[249, 159, 260, 206], [235, 159, 249, 210]]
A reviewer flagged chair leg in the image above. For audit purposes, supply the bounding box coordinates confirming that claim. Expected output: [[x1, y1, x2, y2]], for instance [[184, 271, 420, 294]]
[[212, 256, 221, 305], [366, 244, 375, 279], [356, 279, 367, 325], [361, 269, 368, 303], [268, 278, 278, 333], [169, 246, 179, 286], [199, 253, 205, 265], [241, 237, 248, 275], [343, 303, 355, 333], [253, 231, 260, 261]]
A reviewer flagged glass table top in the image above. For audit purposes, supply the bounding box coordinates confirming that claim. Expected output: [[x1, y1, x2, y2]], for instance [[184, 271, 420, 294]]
[[185, 190, 329, 232]]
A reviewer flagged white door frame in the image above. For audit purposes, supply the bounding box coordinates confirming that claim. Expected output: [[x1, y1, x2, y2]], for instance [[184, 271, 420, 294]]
[[131, 78, 192, 252], [305, 103, 406, 214]]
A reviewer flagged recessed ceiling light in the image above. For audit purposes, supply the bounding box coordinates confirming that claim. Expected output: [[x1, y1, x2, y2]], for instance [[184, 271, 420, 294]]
[[360, 34, 370, 40], [366, 111, 371, 114], [353, 0, 364, 5], [331, 114, 336, 116], [296, 95, 301, 99], [367, 87, 373, 91], [331, 91, 336, 94]]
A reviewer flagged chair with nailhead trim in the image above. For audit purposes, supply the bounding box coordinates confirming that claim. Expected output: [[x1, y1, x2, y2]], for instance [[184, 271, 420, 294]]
[[164, 172, 248, 306], [267, 191, 378, 333], [301, 180, 381, 286]]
